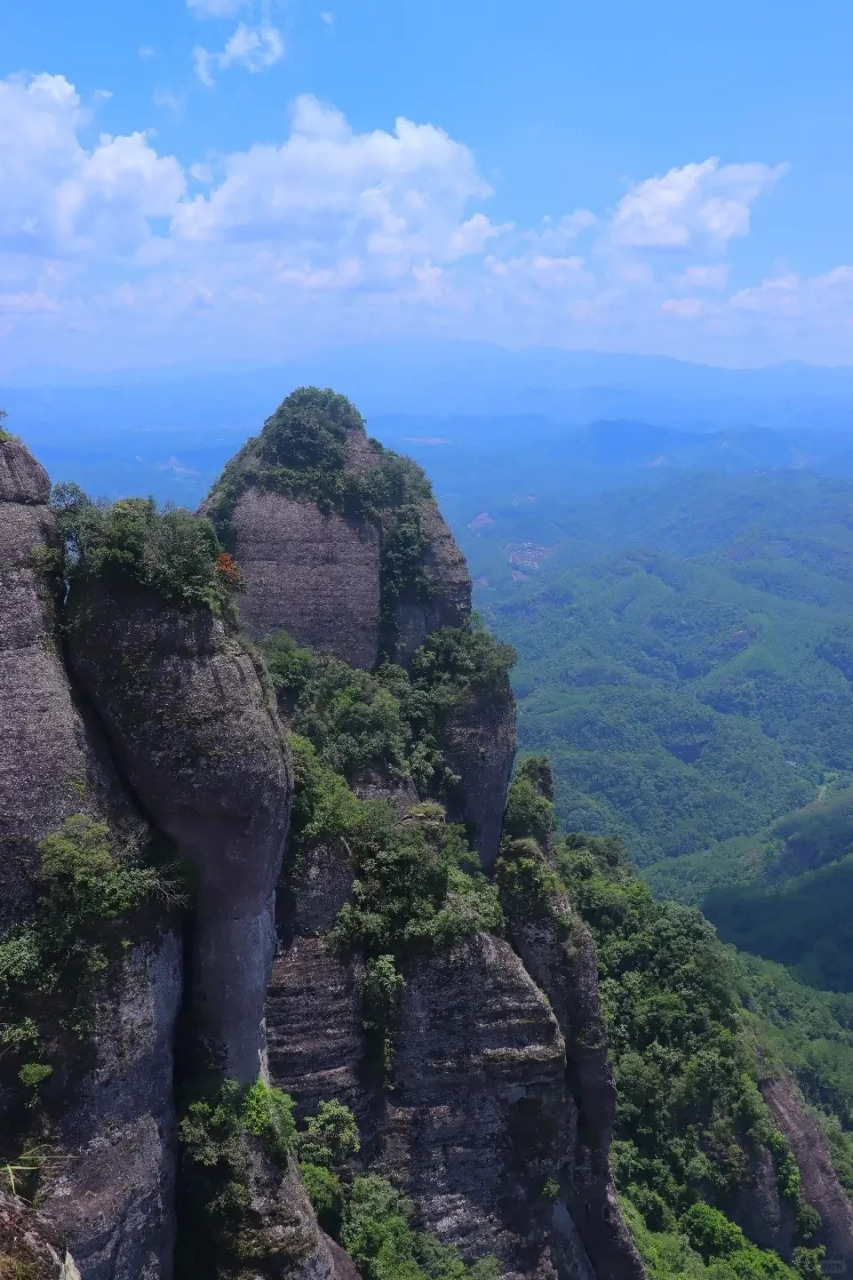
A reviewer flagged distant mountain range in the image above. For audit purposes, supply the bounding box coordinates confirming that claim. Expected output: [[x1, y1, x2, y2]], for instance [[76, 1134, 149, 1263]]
[[5, 342, 853, 507]]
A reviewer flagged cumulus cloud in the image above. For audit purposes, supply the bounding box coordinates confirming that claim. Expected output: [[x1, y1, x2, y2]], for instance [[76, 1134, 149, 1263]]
[[194, 23, 284, 85], [9, 69, 853, 367], [171, 94, 497, 289], [0, 73, 185, 260], [609, 157, 787, 250], [677, 263, 730, 290], [730, 266, 853, 317]]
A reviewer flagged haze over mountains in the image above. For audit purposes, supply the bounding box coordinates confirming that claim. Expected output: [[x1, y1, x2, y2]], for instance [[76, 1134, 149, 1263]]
[[7, 343, 853, 507]]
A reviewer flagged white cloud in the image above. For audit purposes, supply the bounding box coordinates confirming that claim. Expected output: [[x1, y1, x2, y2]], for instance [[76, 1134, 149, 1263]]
[[730, 266, 853, 317], [187, 0, 246, 16], [662, 297, 703, 317], [195, 22, 284, 85], [10, 69, 853, 367], [321, 11, 334, 25], [609, 158, 787, 250], [153, 88, 186, 115], [138, 46, 157, 60], [171, 94, 494, 288], [677, 263, 730, 291], [0, 74, 184, 260]]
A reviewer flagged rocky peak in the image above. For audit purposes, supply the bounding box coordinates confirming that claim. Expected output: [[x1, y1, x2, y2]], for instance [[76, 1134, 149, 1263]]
[[202, 386, 471, 669]]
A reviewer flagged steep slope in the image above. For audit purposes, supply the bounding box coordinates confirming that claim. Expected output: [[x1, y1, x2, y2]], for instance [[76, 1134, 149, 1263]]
[[0, 440, 181, 1279], [202, 387, 470, 670]]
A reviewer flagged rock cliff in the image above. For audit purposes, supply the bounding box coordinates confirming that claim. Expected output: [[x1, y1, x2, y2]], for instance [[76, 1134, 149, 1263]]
[[0, 440, 181, 1280], [65, 579, 291, 1081], [1, 395, 650, 1280], [763, 1073, 853, 1272], [202, 387, 470, 670]]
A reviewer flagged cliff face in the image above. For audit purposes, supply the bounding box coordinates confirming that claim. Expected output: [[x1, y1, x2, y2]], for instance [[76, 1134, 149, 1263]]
[[763, 1074, 853, 1272], [0, 440, 90, 928], [0, 441, 181, 1280], [1, 398, 644, 1280], [65, 582, 292, 1081], [202, 391, 471, 671], [442, 680, 517, 870], [226, 489, 382, 669]]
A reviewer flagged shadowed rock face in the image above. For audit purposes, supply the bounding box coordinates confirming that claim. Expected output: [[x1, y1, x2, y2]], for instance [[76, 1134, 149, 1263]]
[[0, 440, 88, 929], [763, 1074, 853, 1272], [443, 679, 517, 870], [392, 500, 471, 667], [229, 489, 382, 669], [730, 1146, 797, 1261], [0, 440, 181, 1280], [65, 584, 292, 1081], [206, 420, 472, 672], [385, 934, 594, 1279], [501, 886, 645, 1280]]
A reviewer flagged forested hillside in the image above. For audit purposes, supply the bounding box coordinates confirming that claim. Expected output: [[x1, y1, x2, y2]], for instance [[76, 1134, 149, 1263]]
[[459, 470, 853, 866]]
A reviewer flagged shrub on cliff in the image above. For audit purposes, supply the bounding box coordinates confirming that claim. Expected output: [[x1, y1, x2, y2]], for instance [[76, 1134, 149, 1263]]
[[342, 1175, 501, 1280], [556, 831, 822, 1274], [0, 814, 172, 1140], [205, 387, 432, 538], [50, 484, 237, 611], [263, 622, 513, 796]]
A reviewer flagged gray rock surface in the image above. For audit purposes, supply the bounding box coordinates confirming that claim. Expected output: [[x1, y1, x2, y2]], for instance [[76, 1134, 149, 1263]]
[[443, 680, 517, 869], [384, 933, 595, 1279], [267, 842, 368, 1125], [501, 879, 645, 1280], [763, 1073, 853, 1271], [229, 488, 382, 669], [730, 1144, 797, 1261], [0, 440, 92, 930], [41, 935, 182, 1280], [206, 424, 473, 672], [393, 501, 472, 666], [66, 583, 292, 1082], [0, 440, 181, 1280]]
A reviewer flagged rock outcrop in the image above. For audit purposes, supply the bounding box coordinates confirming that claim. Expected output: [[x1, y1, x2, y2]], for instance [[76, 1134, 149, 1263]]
[[0, 439, 93, 929], [202, 391, 471, 670], [65, 582, 292, 1081], [0, 1192, 81, 1279], [763, 1074, 853, 1272], [1, 403, 648, 1280], [0, 440, 181, 1280], [226, 488, 383, 670], [443, 680, 517, 870], [501, 887, 644, 1280], [385, 933, 595, 1278]]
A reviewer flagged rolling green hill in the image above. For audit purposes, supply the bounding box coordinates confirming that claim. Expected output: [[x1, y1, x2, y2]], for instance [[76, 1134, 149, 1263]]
[[469, 471, 853, 867]]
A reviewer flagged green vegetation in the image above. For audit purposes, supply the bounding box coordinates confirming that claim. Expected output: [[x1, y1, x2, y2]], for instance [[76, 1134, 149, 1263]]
[[553, 832, 823, 1278], [275, 624, 508, 1077], [0, 815, 169, 1072], [262, 619, 514, 796], [50, 483, 238, 611], [0, 408, 10, 442], [178, 1078, 300, 1277], [341, 1175, 501, 1280], [467, 471, 853, 865], [180, 1086, 497, 1280], [705, 858, 853, 992], [205, 385, 431, 536], [287, 730, 500, 1072], [642, 786, 853, 992]]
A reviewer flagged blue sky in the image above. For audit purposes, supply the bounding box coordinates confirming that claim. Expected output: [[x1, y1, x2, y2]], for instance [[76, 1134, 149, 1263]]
[[3, 0, 853, 374]]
